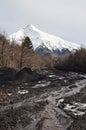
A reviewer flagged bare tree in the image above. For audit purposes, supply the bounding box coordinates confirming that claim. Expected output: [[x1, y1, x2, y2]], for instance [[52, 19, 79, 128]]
[[0, 34, 8, 67]]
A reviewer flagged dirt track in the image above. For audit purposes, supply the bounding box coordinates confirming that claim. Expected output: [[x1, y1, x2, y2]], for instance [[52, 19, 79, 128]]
[[0, 69, 86, 130]]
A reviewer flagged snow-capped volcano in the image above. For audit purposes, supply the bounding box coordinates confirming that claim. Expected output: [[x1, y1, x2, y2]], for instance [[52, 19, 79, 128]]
[[9, 24, 81, 55]]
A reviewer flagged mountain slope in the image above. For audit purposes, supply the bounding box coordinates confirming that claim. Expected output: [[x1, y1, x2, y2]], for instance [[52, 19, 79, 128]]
[[9, 24, 81, 55]]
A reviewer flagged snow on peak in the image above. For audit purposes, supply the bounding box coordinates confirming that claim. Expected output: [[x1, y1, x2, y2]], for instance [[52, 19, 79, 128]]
[[9, 24, 81, 55], [23, 24, 40, 31]]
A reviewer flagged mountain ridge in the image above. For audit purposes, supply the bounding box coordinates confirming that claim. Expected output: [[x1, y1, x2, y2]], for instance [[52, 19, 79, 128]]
[[9, 24, 81, 55]]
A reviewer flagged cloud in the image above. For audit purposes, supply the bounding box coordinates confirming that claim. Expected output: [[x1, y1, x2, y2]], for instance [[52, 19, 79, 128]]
[[0, 0, 86, 44]]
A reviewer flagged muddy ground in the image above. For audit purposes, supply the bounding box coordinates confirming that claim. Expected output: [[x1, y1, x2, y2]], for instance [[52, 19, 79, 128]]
[[0, 68, 86, 130]]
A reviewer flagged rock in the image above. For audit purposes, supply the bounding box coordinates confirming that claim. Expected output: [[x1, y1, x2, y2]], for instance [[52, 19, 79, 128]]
[[15, 67, 44, 82]]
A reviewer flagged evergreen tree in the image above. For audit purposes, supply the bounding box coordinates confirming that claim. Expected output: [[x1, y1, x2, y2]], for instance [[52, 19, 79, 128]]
[[22, 36, 33, 49], [20, 36, 33, 68]]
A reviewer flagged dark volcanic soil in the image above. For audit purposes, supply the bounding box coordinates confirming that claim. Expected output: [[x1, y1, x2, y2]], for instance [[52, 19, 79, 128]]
[[0, 68, 86, 130]]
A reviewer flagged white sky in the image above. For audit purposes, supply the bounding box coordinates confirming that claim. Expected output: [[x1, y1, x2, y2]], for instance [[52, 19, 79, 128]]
[[0, 0, 86, 45]]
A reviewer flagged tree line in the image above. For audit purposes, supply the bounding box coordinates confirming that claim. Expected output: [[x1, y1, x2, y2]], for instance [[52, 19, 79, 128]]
[[0, 33, 57, 69], [54, 48, 86, 73], [0, 33, 34, 68], [1, 32, 86, 72]]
